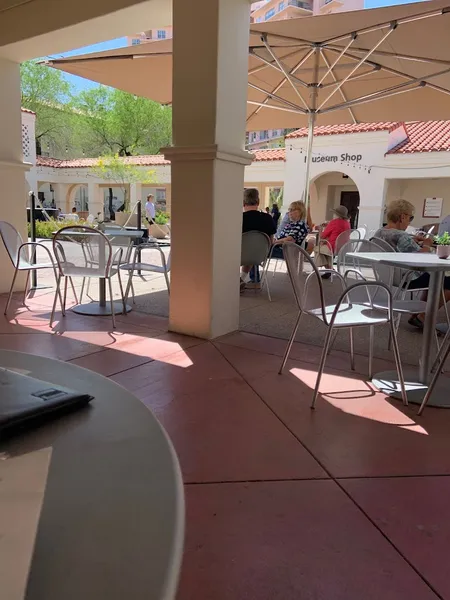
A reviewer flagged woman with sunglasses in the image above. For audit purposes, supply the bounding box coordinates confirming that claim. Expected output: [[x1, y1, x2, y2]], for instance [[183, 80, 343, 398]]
[[374, 199, 450, 329], [271, 201, 310, 259]]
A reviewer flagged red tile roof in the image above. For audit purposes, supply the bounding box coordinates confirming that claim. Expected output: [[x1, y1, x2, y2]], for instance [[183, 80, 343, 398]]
[[286, 122, 400, 138], [37, 148, 287, 169], [252, 148, 285, 161], [21, 107, 35, 115], [389, 121, 450, 154]]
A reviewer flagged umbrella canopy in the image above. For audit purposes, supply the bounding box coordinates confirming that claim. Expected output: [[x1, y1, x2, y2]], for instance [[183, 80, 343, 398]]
[[47, 0, 450, 205], [47, 0, 450, 130]]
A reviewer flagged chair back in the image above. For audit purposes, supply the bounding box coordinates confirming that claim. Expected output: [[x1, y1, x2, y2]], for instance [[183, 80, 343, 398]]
[[241, 231, 271, 267], [53, 226, 113, 277], [283, 242, 329, 319], [337, 239, 388, 281], [357, 226, 367, 239], [0, 221, 24, 266], [334, 229, 360, 256]]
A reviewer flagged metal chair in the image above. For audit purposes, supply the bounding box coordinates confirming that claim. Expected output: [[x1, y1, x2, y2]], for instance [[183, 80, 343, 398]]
[[80, 226, 135, 303], [120, 242, 171, 304], [357, 225, 368, 239], [278, 242, 407, 408], [51, 226, 126, 328], [241, 231, 271, 294], [334, 228, 360, 258], [0, 220, 61, 316]]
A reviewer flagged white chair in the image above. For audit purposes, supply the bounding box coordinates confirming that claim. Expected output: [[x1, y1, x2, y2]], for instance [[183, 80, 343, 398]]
[[0, 220, 61, 316], [278, 242, 407, 408], [51, 226, 126, 328], [357, 225, 368, 239], [334, 228, 360, 259], [120, 242, 171, 304]]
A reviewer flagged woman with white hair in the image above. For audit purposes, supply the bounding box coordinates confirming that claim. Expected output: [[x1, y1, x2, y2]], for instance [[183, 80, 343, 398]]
[[374, 199, 450, 329]]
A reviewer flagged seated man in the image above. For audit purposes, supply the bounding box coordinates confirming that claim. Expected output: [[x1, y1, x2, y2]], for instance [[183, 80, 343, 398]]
[[241, 188, 276, 288]]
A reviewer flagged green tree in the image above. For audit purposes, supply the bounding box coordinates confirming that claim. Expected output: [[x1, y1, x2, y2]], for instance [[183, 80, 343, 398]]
[[20, 60, 75, 156], [90, 154, 156, 214], [74, 88, 172, 157]]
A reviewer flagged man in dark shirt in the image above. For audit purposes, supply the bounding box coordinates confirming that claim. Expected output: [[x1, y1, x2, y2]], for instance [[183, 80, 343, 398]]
[[242, 188, 277, 237], [241, 188, 276, 288]]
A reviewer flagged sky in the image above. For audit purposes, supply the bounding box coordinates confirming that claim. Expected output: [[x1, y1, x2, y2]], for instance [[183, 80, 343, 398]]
[[50, 0, 426, 94]]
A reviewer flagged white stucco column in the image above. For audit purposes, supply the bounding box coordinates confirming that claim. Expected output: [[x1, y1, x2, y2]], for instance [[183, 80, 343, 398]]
[[357, 172, 386, 232], [53, 183, 70, 212], [130, 182, 142, 208], [0, 59, 29, 293], [88, 183, 104, 220], [164, 0, 252, 339]]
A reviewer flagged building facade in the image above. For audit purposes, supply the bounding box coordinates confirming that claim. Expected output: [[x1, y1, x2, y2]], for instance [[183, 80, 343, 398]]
[[24, 109, 450, 236]]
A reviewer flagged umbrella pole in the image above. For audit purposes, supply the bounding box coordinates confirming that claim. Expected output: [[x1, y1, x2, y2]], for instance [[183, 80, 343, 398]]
[[303, 48, 319, 213], [303, 111, 316, 213]]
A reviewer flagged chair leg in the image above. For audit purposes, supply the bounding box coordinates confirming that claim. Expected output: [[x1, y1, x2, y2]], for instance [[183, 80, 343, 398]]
[[272, 259, 277, 277], [389, 321, 408, 406], [327, 330, 338, 356], [368, 326, 374, 380], [4, 266, 19, 315], [50, 274, 62, 326], [265, 274, 272, 302], [63, 276, 68, 315], [349, 327, 355, 371], [163, 270, 170, 294], [279, 311, 302, 374], [116, 270, 127, 314], [418, 337, 450, 415], [22, 270, 31, 305], [69, 277, 78, 305], [311, 326, 335, 409], [108, 277, 116, 329], [80, 277, 86, 303]]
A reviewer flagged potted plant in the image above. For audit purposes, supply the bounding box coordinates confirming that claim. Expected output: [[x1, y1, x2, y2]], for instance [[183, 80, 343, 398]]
[[434, 231, 450, 258], [149, 211, 170, 239]]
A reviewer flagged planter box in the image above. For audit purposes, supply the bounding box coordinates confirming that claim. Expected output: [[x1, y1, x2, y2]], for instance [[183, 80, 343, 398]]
[[115, 213, 138, 227], [437, 245, 450, 259], [149, 224, 170, 239]]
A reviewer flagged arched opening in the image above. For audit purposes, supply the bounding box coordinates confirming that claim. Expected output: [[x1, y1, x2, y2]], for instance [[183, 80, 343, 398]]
[[310, 171, 360, 229], [68, 184, 89, 213], [37, 182, 55, 208]]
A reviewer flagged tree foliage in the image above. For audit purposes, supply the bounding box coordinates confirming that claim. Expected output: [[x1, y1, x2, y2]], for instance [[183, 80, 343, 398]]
[[90, 154, 156, 211], [20, 60, 75, 156], [20, 61, 172, 159], [73, 87, 172, 157]]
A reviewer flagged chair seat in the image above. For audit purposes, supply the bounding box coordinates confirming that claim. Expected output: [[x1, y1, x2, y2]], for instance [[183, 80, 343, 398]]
[[18, 260, 54, 270], [119, 262, 166, 273], [374, 299, 427, 313], [61, 266, 118, 278], [308, 303, 389, 327]]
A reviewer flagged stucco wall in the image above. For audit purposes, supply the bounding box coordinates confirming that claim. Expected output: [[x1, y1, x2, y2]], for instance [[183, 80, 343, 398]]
[[386, 178, 450, 229]]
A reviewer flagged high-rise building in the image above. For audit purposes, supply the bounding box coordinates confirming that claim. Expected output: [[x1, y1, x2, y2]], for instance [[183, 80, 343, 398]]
[[127, 26, 173, 46], [247, 0, 365, 149]]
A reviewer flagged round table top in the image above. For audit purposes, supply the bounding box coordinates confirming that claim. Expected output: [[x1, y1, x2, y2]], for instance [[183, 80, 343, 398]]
[[0, 350, 184, 600]]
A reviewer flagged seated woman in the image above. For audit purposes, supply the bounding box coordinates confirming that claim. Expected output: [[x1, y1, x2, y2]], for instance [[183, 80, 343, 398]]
[[271, 201, 310, 259], [374, 198, 450, 329], [314, 205, 351, 272]]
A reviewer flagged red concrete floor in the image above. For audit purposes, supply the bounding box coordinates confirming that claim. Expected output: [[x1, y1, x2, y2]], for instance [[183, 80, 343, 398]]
[[2, 288, 450, 599]]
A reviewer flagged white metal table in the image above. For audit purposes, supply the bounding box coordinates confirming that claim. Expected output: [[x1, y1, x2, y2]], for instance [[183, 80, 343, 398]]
[[0, 350, 184, 600], [348, 252, 450, 407], [56, 229, 144, 317]]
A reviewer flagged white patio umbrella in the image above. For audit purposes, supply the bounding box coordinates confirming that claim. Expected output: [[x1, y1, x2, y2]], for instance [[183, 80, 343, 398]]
[[47, 0, 450, 206]]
